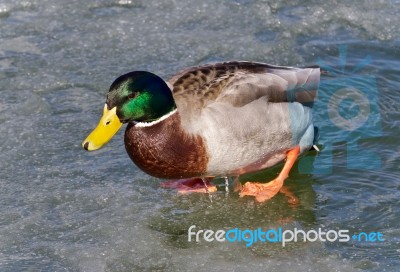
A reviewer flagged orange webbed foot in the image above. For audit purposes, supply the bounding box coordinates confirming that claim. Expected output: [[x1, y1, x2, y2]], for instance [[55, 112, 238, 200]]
[[238, 146, 300, 203], [239, 177, 284, 202], [160, 178, 217, 194]]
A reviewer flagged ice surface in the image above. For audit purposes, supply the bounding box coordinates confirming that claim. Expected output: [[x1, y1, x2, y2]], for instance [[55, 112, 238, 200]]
[[0, 0, 399, 271]]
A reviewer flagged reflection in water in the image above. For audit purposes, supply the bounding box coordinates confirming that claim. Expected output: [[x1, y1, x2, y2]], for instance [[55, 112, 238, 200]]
[[147, 160, 318, 256]]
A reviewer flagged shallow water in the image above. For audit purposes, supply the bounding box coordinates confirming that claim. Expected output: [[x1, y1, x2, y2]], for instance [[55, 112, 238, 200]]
[[0, 0, 399, 271]]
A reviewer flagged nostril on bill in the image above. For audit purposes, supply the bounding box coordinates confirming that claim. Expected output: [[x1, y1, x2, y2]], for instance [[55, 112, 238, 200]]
[[83, 142, 89, 150]]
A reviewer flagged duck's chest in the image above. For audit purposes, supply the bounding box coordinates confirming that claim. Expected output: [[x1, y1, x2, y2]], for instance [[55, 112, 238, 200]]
[[124, 113, 209, 179]]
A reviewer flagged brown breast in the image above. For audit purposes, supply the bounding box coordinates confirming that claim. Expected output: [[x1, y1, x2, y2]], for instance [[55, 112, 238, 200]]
[[124, 112, 209, 179]]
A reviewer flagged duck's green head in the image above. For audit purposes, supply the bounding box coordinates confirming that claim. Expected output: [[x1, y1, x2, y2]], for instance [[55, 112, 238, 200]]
[[82, 71, 176, 151]]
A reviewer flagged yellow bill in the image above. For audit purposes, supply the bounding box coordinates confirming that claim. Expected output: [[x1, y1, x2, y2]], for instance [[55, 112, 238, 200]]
[[82, 104, 122, 151]]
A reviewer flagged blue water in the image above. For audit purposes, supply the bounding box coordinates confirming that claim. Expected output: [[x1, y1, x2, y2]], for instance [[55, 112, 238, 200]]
[[0, 0, 399, 271]]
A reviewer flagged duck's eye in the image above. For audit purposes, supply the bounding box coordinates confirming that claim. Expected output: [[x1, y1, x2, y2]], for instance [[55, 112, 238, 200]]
[[128, 92, 139, 99]]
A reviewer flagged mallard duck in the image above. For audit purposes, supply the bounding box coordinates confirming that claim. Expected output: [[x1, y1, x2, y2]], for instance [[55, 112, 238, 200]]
[[82, 61, 320, 202]]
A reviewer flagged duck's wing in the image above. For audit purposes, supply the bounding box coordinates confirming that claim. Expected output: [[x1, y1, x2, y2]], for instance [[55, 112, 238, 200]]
[[167, 61, 320, 126]]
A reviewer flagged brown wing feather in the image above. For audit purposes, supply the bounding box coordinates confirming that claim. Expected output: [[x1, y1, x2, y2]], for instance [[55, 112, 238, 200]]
[[167, 61, 320, 126]]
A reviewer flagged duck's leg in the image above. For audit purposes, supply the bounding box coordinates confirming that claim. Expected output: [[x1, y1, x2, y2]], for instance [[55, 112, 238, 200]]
[[160, 177, 217, 194], [239, 146, 300, 202]]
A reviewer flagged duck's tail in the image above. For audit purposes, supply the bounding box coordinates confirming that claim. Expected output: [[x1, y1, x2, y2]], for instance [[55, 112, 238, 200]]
[[310, 126, 320, 151]]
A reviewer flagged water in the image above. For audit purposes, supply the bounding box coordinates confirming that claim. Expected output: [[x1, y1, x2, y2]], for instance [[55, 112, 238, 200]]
[[0, 0, 399, 271]]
